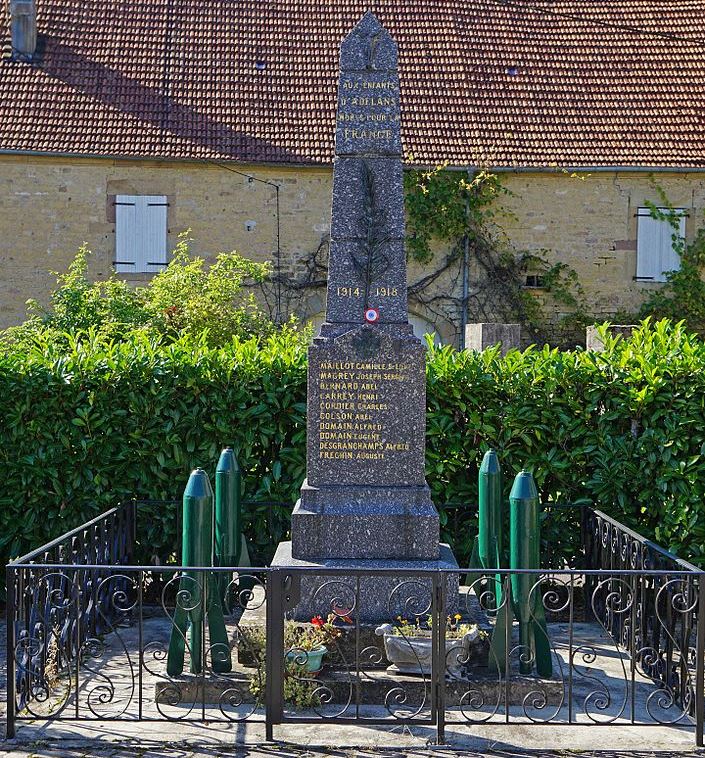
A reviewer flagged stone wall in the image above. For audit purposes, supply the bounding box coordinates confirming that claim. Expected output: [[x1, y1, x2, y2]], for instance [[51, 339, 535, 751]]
[[0, 155, 332, 328], [497, 171, 705, 323], [1, 154, 704, 343]]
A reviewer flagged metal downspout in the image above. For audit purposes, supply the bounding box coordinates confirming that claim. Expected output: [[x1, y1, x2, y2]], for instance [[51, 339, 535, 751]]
[[459, 168, 471, 349]]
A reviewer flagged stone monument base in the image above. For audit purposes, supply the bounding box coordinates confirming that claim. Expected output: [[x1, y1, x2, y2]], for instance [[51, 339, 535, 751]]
[[271, 541, 460, 623], [291, 480, 439, 560]]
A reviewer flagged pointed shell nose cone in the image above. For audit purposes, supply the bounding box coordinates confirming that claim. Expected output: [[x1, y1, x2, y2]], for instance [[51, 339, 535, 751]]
[[509, 470, 538, 502], [479, 449, 501, 475], [184, 467, 213, 498], [216, 447, 239, 474]]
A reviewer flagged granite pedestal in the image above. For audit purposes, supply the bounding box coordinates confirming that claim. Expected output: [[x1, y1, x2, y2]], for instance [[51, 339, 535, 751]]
[[271, 541, 459, 623]]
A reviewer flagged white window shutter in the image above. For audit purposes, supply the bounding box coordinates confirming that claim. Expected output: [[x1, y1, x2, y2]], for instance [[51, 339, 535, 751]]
[[658, 211, 685, 282], [114, 194, 168, 273], [144, 197, 168, 271], [636, 208, 685, 283], [636, 212, 661, 281], [115, 195, 137, 273]]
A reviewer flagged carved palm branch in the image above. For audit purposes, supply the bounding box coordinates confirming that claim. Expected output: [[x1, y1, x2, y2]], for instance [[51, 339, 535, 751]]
[[350, 160, 391, 306]]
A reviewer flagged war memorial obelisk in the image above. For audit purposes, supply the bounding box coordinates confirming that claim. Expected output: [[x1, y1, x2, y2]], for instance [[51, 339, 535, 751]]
[[272, 12, 458, 620]]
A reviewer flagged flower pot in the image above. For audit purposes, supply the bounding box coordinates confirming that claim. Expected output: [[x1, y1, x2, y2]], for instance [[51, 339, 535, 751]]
[[375, 624, 478, 676], [285, 644, 327, 674]]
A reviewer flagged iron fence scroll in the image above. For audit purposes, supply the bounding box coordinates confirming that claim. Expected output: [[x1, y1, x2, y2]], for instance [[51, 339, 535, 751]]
[[5, 504, 705, 747]]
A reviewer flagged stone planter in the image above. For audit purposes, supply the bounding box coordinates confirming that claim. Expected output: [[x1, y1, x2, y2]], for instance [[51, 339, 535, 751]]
[[375, 624, 479, 676], [285, 644, 327, 674]]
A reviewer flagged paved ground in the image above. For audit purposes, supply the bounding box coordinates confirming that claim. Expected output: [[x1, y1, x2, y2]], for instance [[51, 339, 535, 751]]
[[5, 716, 700, 755], [2, 615, 703, 757], [2, 743, 704, 757]]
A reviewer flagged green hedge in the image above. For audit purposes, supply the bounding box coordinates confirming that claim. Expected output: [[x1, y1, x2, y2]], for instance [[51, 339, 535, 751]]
[[1, 320, 704, 572]]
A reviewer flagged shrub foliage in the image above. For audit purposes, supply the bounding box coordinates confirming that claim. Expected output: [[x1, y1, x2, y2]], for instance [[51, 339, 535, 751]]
[[11, 234, 275, 348], [1, 320, 704, 572]]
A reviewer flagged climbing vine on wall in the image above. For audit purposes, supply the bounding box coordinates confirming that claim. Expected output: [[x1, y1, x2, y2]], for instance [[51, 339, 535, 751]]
[[257, 163, 589, 346], [403, 163, 589, 345], [404, 164, 504, 264]]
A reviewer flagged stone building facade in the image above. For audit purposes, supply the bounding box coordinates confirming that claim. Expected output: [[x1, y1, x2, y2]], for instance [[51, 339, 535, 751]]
[[2, 153, 703, 344], [3, 1, 705, 343]]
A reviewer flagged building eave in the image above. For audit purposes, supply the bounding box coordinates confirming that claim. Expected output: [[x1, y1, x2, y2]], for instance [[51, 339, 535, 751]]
[[3, 149, 705, 175]]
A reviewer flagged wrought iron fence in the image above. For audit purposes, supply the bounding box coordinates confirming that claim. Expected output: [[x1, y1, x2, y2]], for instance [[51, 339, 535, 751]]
[[5, 503, 705, 746], [583, 507, 702, 710]]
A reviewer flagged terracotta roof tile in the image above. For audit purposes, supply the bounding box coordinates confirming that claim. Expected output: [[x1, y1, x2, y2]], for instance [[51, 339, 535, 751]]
[[1, 1, 705, 167]]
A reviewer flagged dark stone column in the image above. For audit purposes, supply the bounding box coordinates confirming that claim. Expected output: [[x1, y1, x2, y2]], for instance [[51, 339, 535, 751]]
[[272, 12, 458, 622]]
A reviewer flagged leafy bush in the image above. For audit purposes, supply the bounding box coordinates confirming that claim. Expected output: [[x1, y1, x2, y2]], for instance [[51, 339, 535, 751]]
[[9, 234, 275, 348], [0, 329, 308, 568], [140, 234, 274, 344], [1, 319, 704, 576], [426, 318, 705, 566]]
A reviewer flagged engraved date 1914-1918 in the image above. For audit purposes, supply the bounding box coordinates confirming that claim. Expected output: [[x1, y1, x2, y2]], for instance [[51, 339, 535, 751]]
[[337, 286, 398, 298]]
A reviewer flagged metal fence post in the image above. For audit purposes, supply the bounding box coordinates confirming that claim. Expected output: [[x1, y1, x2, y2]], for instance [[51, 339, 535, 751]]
[[137, 569, 143, 721], [696, 572, 705, 747], [6, 566, 16, 739], [434, 572, 447, 745], [73, 569, 81, 720], [265, 569, 284, 741], [582, 508, 596, 623]]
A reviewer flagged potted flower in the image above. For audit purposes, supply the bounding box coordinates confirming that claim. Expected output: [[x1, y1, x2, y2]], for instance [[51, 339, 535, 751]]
[[284, 614, 343, 674], [375, 614, 480, 677]]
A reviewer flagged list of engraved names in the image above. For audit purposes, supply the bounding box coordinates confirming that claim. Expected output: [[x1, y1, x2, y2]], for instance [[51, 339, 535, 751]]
[[318, 360, 410, 461]]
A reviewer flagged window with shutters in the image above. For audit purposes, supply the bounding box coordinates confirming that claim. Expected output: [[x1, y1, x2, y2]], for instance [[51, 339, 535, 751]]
[[114, 195, 168, 274], [635, 207, 686, 283]]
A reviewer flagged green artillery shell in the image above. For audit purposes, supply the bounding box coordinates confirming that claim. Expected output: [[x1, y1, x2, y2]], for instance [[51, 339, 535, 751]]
[[182, 467, 214, 569], [509, 469, 540, 622], [478, 449, 503, 570], [214, 447, 242, 566]]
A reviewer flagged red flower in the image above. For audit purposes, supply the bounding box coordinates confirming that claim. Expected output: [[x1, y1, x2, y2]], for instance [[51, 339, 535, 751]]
[[310, 615, 325, 628]]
